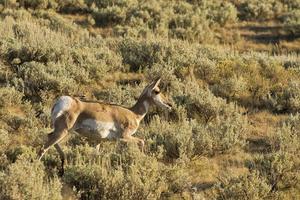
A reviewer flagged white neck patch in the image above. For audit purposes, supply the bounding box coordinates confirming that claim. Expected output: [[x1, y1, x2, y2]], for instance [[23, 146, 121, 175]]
[[143, 101, 149, 111]]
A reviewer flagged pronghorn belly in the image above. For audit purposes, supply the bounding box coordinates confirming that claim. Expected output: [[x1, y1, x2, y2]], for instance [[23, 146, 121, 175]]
[[74, 119, 120, 139]]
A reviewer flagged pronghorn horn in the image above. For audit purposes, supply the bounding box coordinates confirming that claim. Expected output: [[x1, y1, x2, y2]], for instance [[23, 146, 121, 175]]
[[149, 77, 161, 89]]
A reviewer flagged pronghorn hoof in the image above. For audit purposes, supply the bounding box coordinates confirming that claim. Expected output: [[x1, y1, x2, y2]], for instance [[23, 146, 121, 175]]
[[58, 168, 64, 177], [140, 141, 145, 148], [138, 140, 145, 152]]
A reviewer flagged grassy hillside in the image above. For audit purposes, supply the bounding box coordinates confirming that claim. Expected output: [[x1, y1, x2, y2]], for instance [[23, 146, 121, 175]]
[[0, 0, 300, 199]]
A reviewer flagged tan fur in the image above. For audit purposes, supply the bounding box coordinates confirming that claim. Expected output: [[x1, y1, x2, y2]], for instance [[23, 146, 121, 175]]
[[38, 78, 172, 175]]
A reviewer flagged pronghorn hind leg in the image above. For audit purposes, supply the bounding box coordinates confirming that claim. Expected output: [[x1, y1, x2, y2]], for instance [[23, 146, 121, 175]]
[[38, 113, 76, 161], [38, 129, 68, 161], [54, 143, 65, 176], [96, 144, 101, 152], [38, 131, 53, 160]]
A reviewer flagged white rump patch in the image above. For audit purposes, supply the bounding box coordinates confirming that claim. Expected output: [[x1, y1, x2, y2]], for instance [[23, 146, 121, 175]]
[[51, 96, 73, 124], [80, 119, 118, 139]]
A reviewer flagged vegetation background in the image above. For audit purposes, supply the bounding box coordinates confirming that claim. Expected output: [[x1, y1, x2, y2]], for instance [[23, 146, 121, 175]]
[[0, 0, 300, 199]]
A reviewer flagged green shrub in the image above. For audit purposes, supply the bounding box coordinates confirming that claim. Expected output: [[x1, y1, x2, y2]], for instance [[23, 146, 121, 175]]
[[0, 10, 123, 98], [193, 111, 247, 156], [71, 37, 123, 78], [143, 116, 194, 160], [0, 0, 58, 10], [169, 11, 214, 42], [88, 0, 236, 42], [94, 83, 138, 107], [0, 0, 17, 8], [56, 0, 87, 12], [141, 81, 247, 158], [23, 0, 49, 9], [248, 120, 300, 193], [0, 86, 39, 133], [282, 80, 300, 112], [174, 81, 230, 122], [281, 9, 300, 25], [164, 162, 191, 193], [0, 17, 70, 63], [200, 0, 238, 26], [18, 61, 78, 94], [211, 74, 248, 101], [92, 6, 126, 27], [284, 113, 300, 132], [236, 0, 284, 21], [33, 10, 78, 34], [86, 0, 132, 9], [126, 1, 166, 32], [281, 0, 300, 9], [248, 152, 299, 192], [0, 157, 62, 200], [0, 129, 10, 156], [280, 9, 300, 35], [0, 86, 23, 108], [64, 144, 167, 200], [213, 171, 271, 200], [0, 129, 10, 170], [269, 115, 300, 154], [119, 38, 162, 72]]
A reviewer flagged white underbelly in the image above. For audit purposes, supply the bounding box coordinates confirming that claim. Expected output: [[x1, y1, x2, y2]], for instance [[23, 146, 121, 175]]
[[74, 119, 120, 139]]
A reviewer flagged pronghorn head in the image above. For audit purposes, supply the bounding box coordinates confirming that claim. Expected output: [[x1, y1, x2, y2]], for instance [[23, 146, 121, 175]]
[[142, 77, 173, 110]]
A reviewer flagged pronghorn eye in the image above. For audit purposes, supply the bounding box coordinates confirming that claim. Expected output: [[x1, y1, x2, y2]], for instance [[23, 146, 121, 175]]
[[154, 90, 160, 94]]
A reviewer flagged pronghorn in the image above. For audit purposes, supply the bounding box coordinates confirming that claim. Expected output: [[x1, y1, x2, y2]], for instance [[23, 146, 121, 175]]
[[38, 77, 172, 174]]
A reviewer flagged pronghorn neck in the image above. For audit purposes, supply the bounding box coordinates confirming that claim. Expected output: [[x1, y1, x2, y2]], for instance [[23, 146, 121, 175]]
[[130, 95, 150, 122]]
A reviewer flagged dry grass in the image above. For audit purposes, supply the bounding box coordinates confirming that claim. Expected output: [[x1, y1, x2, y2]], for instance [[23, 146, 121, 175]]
[[248, 110, 286, 137], [224, 21, 300, 53]]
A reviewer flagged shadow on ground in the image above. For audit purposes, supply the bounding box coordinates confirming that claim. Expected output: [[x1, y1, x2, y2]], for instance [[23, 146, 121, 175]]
[[240, 24, 300, 44]]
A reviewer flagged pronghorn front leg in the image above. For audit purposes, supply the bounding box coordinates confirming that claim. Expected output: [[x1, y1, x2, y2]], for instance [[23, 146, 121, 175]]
[[120, 128, 145, 152]]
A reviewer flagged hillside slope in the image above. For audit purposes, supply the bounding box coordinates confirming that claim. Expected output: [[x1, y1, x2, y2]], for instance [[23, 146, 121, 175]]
[[0, 1, 300, 199]]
